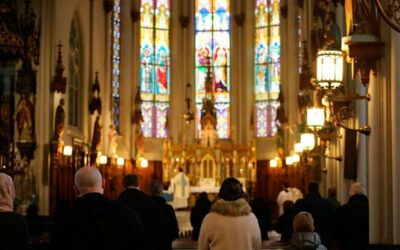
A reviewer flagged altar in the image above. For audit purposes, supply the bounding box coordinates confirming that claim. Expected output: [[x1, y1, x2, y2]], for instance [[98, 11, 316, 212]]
[[162, 65, 256, 199]]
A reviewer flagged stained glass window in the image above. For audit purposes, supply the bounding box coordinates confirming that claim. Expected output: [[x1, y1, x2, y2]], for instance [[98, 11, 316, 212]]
[[140, 0, 170, 138], [68, 16, 81, 127], [254, 0, 280, 137], [195, 0, 230, 139], [112, 0, 121, 130]]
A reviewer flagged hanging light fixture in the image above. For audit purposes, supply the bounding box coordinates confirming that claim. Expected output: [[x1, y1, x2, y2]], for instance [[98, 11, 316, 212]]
[[316, 50, 343, 90], [306, 107, 326, 131]]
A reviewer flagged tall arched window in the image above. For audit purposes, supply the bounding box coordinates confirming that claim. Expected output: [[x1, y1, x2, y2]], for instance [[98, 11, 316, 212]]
[[195, 0, 230, 139], [254, 0, 280, 137], [112, 0, 121, 130], [140, 0, 170, 138], [68, 16, 82, 128]]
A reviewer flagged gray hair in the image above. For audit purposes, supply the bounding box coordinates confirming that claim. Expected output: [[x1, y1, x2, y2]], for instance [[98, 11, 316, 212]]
[[74, 166, 103, 194], [349, 182, 367, 197]]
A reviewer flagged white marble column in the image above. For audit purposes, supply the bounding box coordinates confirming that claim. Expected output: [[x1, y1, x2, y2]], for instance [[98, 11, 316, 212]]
[[390, 29, 400, 245], [285, 0, 298, 153], [368, 71, 383, 244]]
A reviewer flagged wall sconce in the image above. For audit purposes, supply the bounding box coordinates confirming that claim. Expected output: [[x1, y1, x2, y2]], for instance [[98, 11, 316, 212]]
[[99, 155, 108, 165], [294, 143, 303, 153], [63, 145, 73, 156], [270, 158, 278, 168], [316, 50, 344, 90], [306, 107, 325, 131], [291, 153, 301, 163], [285, 156, 294, 166], [317, 48, 371, 135], [300, 133, 315, 151], [116, 157, 125, 167], [140, 157, 148, 168]]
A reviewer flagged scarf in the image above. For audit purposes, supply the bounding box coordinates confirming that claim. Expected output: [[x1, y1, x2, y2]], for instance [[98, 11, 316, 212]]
[[0, 173, 15, 212]]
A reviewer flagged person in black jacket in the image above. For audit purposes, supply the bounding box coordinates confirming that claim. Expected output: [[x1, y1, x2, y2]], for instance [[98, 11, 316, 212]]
[[294, 181, 334, 247], [118, 174, 169, 250], [50, 166, 146, 250], [334, 182, 369, 250], [276, 200, 295, 244], [190, 192, 211, 241], [0, 173, 29, 250], [149, 177, 179, 249], [249, 197, 272, 240]]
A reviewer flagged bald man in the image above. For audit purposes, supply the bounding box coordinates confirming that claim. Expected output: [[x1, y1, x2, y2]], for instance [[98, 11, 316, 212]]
[[51, 166, 147, 250]]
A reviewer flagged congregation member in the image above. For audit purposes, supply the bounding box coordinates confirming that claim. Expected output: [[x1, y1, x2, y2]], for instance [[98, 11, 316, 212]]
[[276, 200, 295, 244], [118, 174, 169, 250], [334, 182, 369, 250], [190, 192, 212, 241], [50, 166, 146, 250], [327, 186, 341, 210], [250, 197, 272, 240], [198, 177, 261, 250], [294, 182, 334, 246], [0, 173, 29, 250], [149, 177, 179, 249], [286, 211, 327, 250]]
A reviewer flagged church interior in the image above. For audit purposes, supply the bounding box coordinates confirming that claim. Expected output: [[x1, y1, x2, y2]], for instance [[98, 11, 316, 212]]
[[1, 0, 400, 248]]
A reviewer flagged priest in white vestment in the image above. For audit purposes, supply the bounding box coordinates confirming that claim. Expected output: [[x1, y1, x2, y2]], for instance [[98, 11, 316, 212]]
[[168, 168, 190, 209]]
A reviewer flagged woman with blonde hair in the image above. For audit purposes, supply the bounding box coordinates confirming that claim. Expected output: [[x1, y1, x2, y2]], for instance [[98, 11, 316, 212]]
[[286, 212, 327, 250], [0, 173, 29, 250]]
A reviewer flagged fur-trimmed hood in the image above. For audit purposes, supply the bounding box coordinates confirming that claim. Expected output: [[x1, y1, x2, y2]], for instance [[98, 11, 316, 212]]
[[210, 198, 252, 217]]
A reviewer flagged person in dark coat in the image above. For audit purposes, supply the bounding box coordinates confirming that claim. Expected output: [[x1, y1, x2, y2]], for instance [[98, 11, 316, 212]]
[[118, 174, 169, 250], [276, 200, 295, 244], [190, 192, 212, 241], [0, 173, 29, 250], [26, 204, 43, 237], [327, 186, 341, 210], [149, 177, 179, 249], [50, 166, 146, 250], [334, 182, 369, 250], [294, 181, 334, 246], [249, 197, 272, 240]]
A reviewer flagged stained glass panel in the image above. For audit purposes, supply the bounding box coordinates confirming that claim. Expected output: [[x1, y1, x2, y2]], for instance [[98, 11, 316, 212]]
[[112, 0, 121, 130], [255, 0, 280, 137], [195, 0, 230, 139], [140, 0, 170, 138]]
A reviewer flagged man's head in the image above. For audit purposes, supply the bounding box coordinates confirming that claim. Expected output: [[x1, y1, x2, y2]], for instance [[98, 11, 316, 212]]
[[123, 174, 140, 189], [308, 181, 319, 193], [74, 166, 104, 196], [282, 181, 289, 190], [293, 211, 315, 233], [349, 182, 367, 197], [328, 186, 337, 198]]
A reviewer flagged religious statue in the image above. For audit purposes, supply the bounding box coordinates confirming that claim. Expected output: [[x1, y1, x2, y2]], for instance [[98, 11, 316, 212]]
[[201, 120, 217, 148], [345, 0, 379, 36], [91, 116, 102, 152], [107, 124, 118, 156], [53, 98, 65, 141], [323, 11, 342, 50], [168, 168, 190, 209], [16, 94, 34, 142]]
